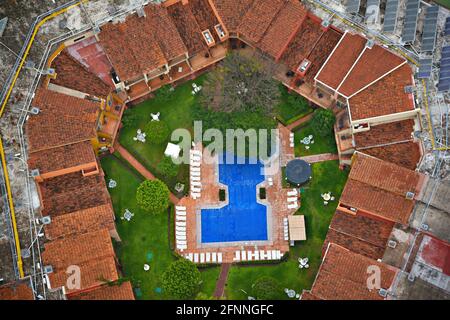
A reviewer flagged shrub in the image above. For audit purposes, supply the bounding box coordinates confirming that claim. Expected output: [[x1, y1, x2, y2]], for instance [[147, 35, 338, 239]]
[[259, 187, 266, 200], [154, 84, 173, 102], [162, 259, 201, 299], [157, 156, 179, 178], [136, 179, 170, 213], [252, 276, 282, 300], [144, 121, 169, 144], [310, 108, 336, 137]]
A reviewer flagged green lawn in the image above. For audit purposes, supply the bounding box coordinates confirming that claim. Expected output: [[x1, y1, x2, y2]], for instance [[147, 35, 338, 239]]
[[293, 122, 337, 157], [101, 155, 220, 300], [119, 76, 207, 194], [275, 85, 314, 125], [434, 0, 450, 9], [225, 161, 349, 299]]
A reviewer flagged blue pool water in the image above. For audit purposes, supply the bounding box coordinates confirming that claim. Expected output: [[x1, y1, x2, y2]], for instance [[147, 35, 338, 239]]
[[201, 156, 268, 243]]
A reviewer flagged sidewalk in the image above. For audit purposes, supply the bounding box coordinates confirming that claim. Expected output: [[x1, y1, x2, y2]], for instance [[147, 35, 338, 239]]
[[298, 153, 339, 163], [286, 113, 313, 131], [213, 263, 231, 298], [115, 142, 180, 204]]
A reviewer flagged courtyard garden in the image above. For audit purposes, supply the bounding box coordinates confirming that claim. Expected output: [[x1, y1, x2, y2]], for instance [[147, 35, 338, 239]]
[[225, 160, 349, 299], [101, 155, 220, 300]]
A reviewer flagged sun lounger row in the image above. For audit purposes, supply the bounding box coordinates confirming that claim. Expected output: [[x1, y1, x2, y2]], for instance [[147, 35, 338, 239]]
[[283, 217, 289, 241], [184, 252, 223, 264], [190, 150, 202, 199], [233, 250, 282, 262], [175, 206, 187, 251]]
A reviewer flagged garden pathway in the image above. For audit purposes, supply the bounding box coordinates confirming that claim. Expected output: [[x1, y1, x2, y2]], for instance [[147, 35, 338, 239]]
[[213, 263, 231, 298], [114, 142, 180, 204], [286, 113, 313, 131], [298, 153, 339, 163]]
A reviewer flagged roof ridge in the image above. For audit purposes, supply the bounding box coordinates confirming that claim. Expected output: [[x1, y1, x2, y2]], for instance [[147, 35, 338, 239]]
[[335, 44, 368, 97]]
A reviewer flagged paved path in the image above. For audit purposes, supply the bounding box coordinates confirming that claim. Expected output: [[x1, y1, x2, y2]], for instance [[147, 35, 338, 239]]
[[115, 142, 180, 204], [286, 113, 313, 131], [298, 153, 339, 163], [213, 263, 231, 298]]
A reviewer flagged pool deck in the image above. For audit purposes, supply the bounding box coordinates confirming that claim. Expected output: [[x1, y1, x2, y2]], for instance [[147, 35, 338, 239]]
[[176, 130, 297, 263]]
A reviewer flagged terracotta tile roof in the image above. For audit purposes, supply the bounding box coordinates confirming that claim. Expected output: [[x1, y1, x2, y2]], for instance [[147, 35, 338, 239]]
[[167, 1, 208, 56], [310, 244, 398, 300], [340, 179, 415, 224], [39, 171, 110, 216], [0, 281, 34, 300], [51, 50, 113, 98], [350, 152, 423, 196], [189, 0, 221, 44], [238, 0, 284, 44], [258, 0, 307, 59], [98, 6, 167, 82], [338, 45, 405, 97], [27, 88, 99, 152], [211, 0, 254, 32], [28, 141, 97, 176], [300, 291, 322, 300], [358, 141, 421, 171], [348, 64, 415, 120], [353, 119, 415, 149], [315, 32, 366, 90], [304, 28, 343, 83], [323, 210, 394, 260], [69, 281, 135, 300], [42, 229, 118, 294], [145, 5, 187, 60], [280, 17, 323, 69], [45, 204, 115, 240]]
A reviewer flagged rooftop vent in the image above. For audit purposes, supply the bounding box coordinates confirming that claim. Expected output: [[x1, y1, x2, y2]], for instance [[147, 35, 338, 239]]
[[378, 288, 388, 298], [43, 265, 53, 274], [202, 30, 215, 46], [407, 273, 415, 282], [136, 7, 146, 18], [421, 223, 429, 231], [321, 20, 330, 28], [21, 248, 30, 258], [30, 107, 40, 115], [43, 68, 55, 76], [41, 216, 52, 225], [366, 39, 375, 49], [405, 191, 415, 200], [215, 24, 226, 40], [387, 240, 397, 249], [30, 169, 40, 177], [93, 25, 100, 34], [404, 85, 414, 94]]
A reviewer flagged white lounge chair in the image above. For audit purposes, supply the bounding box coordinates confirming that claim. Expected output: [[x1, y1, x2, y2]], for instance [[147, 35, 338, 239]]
[[176, 216, 187, 221], [275, 250, 282, 259], [190, 166, 201, 172], [287, 190, 298, 197], [247, 251, 253, 261], [176, 226, 186, 232], [191, 176, 201, 182], [271, 250, 277, 259], [254, 251, 260, 260], [233, 251, 241, 261], [176, 231, 186, 236], [191, 181, 202, 187], [218, 252, 222, 263], [176, 210, 186, 216], [191, 192, 201, 199], [176, 206, 186, 211], [191, 150, 202, 156], [191, 186, 201, 193], [185, 253, 193, 261], [190, 171, 201, 177], [177, 245, 187, 251], [191, 155, 202, 162], [212, 252, 217, 263], [190, 161, 201, 167], [200, 253, 205, 263], [176, 221, 186, 227], [266, 251, 272, 260], [241, 251, 247, 261], [288, 202, 298, 209], [177, 240, 187, 245], [206, 252, 211, 263], [176, 235, 186, 241], [194, 253, 199, 263]]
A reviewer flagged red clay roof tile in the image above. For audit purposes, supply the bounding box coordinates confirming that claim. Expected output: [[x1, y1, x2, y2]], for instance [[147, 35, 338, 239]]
[[353, 119, 415, 149], [69, 281, 135, 300], [45, 204, 116, 240], [28, 141, 97, 176], [211, 0, 254, 33], [0, 281, 34, 300], [27, 88, 99, 152], [310, 244, 398, 300]]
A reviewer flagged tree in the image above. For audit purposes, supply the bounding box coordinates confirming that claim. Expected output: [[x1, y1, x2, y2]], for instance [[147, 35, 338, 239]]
[[154, 84, 173, 102], [136, 179, 169, 213], [162, 259, 201, 299], [252, 276, 282, 300], [157, 156, 179, 178], [144, 120, 169, 144], [310, 108, 336, 137], [200, 52, 280, 115]]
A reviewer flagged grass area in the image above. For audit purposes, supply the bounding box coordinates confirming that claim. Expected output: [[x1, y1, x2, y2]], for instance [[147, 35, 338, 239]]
[[101, 155, 220, 300], [119, 76, 207, 194], [225, 161, 349, 300], [275, 85, 314, 125], [434, 0, 450, 9], [293, 122, 337, 157]]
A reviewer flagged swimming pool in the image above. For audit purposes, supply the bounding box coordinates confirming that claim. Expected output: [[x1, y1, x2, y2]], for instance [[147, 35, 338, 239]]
[[201, 156, 268, 243]]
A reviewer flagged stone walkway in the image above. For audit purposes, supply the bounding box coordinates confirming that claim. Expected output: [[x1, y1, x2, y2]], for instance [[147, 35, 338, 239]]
[[298, 153, 339, 163], [114, 142, 180, 204], [286, 113, 313, 131], [213, 263, 231, 298]]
